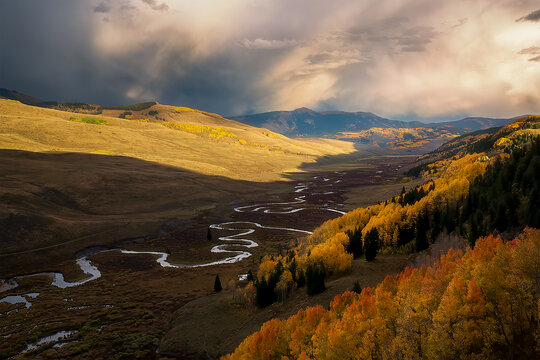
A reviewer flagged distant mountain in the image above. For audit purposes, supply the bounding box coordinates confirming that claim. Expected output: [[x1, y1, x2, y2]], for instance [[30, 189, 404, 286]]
[[230, 108, 514, 137], [1, 88, 108, 114], [0, 88, 46, 106], [230, 108, 427, 137], [437, 116, 513, 130]]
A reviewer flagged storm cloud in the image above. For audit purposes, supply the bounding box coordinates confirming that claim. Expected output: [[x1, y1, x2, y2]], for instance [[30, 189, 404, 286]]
[[0, 0, 539, 120], [517, 8, 540, 22]]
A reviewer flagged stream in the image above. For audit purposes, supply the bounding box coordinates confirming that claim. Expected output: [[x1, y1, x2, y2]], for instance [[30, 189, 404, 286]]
[[1, 173, 347, 298]]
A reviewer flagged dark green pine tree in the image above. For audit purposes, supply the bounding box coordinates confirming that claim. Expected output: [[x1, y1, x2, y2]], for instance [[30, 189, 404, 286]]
[[364, 228, 379, 261], [214, 274, 222, 292], [352, 281, 362, 294], [525, 184, 540, 227], [255, 278, 274, 307], [305, 262, 326, 295], [346, 227, 363, 259]]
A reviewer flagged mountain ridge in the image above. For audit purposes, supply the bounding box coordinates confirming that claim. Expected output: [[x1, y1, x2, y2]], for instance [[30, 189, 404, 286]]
[[1, 88, 515, 137], [230, 107, 516, 136]]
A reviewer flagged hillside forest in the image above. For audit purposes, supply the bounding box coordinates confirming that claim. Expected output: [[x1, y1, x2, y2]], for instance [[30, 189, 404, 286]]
[[225, 116, 540, 359]]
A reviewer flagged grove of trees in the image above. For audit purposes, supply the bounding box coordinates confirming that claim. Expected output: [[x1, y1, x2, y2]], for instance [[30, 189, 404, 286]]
[[225, 229, 539, 360]]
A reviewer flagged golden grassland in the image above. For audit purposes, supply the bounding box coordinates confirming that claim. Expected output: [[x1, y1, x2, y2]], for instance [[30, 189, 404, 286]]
[[0, 100, 355, 274], [0, 100, 354, 182]]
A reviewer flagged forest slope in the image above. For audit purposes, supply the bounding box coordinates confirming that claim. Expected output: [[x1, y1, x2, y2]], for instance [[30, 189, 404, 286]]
[[225, 229, 539, 360], [225, 115, 540, 359]]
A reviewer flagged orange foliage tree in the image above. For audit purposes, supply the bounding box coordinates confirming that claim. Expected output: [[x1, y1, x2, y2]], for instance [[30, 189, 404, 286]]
[[224, 228, 539, 360]]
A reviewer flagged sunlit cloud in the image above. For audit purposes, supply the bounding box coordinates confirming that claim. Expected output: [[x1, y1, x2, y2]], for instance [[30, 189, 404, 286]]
[[0, 0, 539, 120]]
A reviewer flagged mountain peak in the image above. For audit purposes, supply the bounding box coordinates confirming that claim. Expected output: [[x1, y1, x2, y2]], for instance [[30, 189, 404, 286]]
[[293, 107, 315, 113]]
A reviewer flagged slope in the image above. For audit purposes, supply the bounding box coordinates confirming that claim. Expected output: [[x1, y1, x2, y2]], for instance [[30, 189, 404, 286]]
[[224, 115, 539, 359], [0, 100, 355, 273], [0, 100, 354, 182]]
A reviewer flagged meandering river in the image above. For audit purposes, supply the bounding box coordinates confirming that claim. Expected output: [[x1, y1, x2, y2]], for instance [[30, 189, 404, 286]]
[[1, 173, 347, 305]]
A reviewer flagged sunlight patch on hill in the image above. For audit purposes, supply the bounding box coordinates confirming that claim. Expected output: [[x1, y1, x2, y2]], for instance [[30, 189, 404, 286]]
[[338, 127, 458, 149]]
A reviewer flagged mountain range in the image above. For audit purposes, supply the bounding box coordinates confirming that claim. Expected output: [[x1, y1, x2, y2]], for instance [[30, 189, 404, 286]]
[[1, 88, 515, 137], [230, 107, 515, 136]]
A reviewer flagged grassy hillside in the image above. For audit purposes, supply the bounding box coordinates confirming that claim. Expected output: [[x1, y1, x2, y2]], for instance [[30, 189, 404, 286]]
[[0, 100, 354, 275], [0, 100, 354, 182], [419, 115, 540, 162]]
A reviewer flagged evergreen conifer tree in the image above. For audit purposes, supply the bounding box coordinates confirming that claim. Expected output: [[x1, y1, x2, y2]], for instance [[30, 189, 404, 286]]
[[214, 274, 222, 292]]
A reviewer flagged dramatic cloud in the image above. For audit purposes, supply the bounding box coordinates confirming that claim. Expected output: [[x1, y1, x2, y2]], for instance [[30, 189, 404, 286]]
[[93, 2, 111, 13], [517, 8, 540, 22], [141, 0, 168, 12], [0, 0, 539, 120]]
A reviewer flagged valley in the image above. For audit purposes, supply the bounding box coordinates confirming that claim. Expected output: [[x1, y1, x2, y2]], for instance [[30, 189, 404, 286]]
[[0, 100, 424, 359], [0, 152, 417, 359], [0, 100, 537, 360], [2, 2, 539, 359]]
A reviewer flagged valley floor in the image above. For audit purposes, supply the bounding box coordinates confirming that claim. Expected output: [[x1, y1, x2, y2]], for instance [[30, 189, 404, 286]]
[[0, 153, 420, 359]]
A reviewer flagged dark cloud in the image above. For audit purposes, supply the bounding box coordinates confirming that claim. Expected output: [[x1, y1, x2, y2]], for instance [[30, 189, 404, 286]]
[[397, 26, 438, 52], [93, 2, 110, 13], [141, 0, 168, 12], [517, 8, 540, 22], [0, 1, 98, 102], [0, 0, 538, 120], [306, 52, 334, 64]]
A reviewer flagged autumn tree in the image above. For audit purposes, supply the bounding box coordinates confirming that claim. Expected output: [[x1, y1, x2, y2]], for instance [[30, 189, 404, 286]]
[[225, 229, 540, 360]]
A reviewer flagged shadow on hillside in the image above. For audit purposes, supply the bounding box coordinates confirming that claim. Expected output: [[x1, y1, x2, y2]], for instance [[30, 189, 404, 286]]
[[0, 149, 281, 276], [0, 144, 418, 277]]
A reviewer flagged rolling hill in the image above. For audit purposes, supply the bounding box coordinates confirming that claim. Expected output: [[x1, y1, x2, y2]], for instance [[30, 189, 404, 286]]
[[0, 99, 355, 275]]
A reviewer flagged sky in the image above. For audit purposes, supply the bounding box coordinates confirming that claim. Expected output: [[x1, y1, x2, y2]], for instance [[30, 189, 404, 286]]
[[0, 0, 539, 121]]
